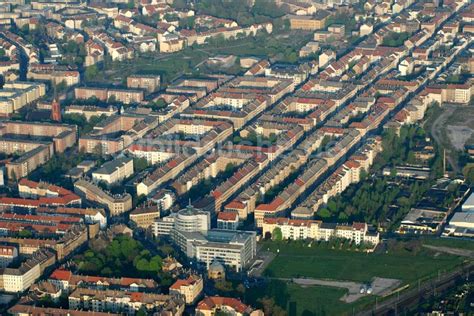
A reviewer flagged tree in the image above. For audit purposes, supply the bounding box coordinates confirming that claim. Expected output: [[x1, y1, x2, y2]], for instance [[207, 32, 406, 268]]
[[224, 163, 234, 173], [135, 258, 150, 272], [215, 280, 234, 293], [39, 295, 54, 307], [286, 51, 298, 63], [108, 95, 117, 103], [272, 227, 283, 241], [338, 212, 348, 221], [390, 167, 397, 177], [327, 200, 337, 213], [18, 229, 33, 238], [145, 99, 167, 111], [179, 16, 195, 29], [258, 297, 287, 316], [382, 32, 410, 47], [136, 307, 148, 316], [463, 165, 474, 184], [100, 267, 113, 275], [75, 235, 163, 278], [134, 157, 149, 172], [85, 65, 99, 81], [65, 41, 79, 54], [173, 0, 187, 9], [252, 0, 285, 18], [55, 80, 67, 93], [318, 208, 331, 218], [149, 256, 163, 271], [236, 283, 245, 295]]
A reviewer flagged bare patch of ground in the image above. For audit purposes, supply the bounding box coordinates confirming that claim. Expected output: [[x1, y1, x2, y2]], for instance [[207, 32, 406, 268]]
[[289, 277, 401, 303], [430, 105, 474, 173], [446, 125, 474, 150], [423, 245, 474, 258]]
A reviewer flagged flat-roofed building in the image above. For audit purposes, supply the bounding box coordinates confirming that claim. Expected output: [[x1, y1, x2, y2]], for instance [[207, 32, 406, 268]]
[[448, 211, 474, 229], [127, 74, 161, 94], [288, 11, 330, 31], [174, 229, 256, 272], [262, 218, 380, 246], [0, 121, 77, 179], [0, 248, 55, 293], [92, 157, 134, 185], [462, 192, 474, 212], [0, 245, 18, 268], [130, 202, 160, 229], [0, 81, 46, 116]]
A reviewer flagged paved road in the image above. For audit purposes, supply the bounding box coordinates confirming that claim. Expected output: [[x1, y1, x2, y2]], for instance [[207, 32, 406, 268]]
[[247, 250, 275, 277]]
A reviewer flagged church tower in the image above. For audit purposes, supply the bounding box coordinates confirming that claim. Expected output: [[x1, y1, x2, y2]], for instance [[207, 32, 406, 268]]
[[51, 98, 61, 122]]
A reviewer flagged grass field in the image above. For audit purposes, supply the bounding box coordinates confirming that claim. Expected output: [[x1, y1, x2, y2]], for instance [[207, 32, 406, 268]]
[[284, 284, 374, 316], [245, 278, 376, 315], [263, 241, 467, 284], [250, 240, 470, 315], [87, 30, 313, 86]]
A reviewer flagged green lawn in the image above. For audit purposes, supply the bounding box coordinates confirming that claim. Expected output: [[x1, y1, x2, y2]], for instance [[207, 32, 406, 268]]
[[251, 240, 469, 315], [263, 241, 467, 285], [245, 279, 375, 316], [102, 49, 209, 84], [285, 284, 374, 316], [88, 30, 313, 86]]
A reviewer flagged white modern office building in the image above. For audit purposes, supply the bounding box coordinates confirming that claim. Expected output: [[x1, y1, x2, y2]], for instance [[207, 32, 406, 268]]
[[153, 205, 256, 271]]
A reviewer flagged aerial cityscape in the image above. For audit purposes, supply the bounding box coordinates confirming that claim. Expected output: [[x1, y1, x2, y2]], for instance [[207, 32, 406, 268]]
[[0, 0, 472, 314]]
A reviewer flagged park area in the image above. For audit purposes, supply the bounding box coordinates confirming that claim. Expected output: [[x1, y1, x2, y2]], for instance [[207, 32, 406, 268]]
[[86, 30, 313, 86], [246, 239, 472, 315]]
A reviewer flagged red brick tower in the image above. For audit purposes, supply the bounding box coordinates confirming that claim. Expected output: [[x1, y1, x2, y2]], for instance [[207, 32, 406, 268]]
[[51, 98, 61, 122]]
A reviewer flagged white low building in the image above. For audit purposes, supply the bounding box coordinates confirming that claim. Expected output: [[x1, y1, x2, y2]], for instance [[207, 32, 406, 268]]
[[0, 249, 55, 293], [444, 210, 474, 238], [92, 157, 134, 185], [449, 211, 474, 229], [461, 192, 474, 212], [154, 205, 256, 272], [173, 229, 257, 272], [262, 218, 380, 246], [153, 204, 210, 237]]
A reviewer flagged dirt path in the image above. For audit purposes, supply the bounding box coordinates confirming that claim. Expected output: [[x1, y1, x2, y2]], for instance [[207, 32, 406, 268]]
[[429, 105, 459, 173], [274, 277, 401, 303], [423, 245, 474, 258]]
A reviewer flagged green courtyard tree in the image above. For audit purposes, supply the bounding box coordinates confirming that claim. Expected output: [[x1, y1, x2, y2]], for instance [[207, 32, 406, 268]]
[[272, 227, 283, 241]]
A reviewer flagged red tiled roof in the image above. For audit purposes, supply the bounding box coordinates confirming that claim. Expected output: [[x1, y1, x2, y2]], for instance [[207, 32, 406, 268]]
[[217, 211, 238, 221], [197, 296, 251, 314], [170, 276, 200, 290], [50, 269, 72, 281], [225, 201, 245, 210]]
